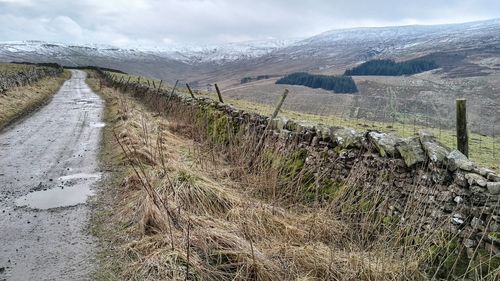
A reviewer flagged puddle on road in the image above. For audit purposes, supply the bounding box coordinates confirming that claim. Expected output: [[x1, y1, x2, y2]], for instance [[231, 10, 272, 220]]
[[89, 122, 106, 128], [58, 173, 102, 181], [15, 173, 101, 210]]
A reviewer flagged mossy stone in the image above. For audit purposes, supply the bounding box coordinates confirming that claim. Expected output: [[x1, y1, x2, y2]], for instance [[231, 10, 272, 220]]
[[396, 137, 426, 167]]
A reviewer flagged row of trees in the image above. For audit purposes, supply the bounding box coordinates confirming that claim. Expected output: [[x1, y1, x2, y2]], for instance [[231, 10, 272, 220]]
[[276, 72, 358, 93], [344, 59, 438, 76], [240, 75, 270, 84]]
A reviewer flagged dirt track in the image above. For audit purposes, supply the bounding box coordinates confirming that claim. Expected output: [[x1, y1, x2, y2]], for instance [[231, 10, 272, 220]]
[[0, 70, 103, 280]]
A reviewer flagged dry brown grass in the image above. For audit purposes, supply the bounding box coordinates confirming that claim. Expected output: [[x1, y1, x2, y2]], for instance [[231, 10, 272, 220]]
[[0, 70, 70, 129], [88, 72, 499, 281], [0, 63, 34, 75]]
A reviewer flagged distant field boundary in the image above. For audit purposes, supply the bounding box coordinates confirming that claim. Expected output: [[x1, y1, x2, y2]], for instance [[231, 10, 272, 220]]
[[0, 66, 67, 130], [0, 63, 63, 92]]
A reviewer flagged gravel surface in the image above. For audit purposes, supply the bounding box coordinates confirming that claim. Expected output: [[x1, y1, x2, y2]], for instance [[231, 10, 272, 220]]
[[0, 70, 103, 281]]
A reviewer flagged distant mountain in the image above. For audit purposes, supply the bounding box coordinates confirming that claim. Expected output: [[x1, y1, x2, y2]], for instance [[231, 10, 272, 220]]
[[289, 18, 500, 63], [1, 18, 500, 85], [163, 39, 299, 64], [0, 38, 297, 66]]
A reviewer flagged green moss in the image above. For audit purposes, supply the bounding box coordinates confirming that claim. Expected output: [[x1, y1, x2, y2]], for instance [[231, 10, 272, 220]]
[[197, 107, 235, 144], [441, 249, 469, 277], [261, 148, 336, 203], [359, 199, 375, 212], [176, 170, 197, 184], [489, 231, 500, 240], [425, 238, 468, 278], [302, 178, 343, 203], [333, 146, 350, 155], [319, 178, 343, 198], [425, 237, 500, 279], [472, 248, 500, 275], [209, 114, 230, 144], [261, 149, 277, 167], [380, 170, 392, 181], [320, 151, 330, 160], [262, 149, 308, 177], [281, 149, 307, 178], [382, 216, 400, 226]]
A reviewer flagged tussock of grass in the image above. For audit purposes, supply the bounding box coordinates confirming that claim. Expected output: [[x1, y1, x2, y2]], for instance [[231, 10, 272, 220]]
[[89, 72, 498, 281], [0, 70, 70, 129]]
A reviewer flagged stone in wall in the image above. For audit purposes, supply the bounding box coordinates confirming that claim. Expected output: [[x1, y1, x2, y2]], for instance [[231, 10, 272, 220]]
[[367, 131, 400, 157], [395, 137, 426, 167]]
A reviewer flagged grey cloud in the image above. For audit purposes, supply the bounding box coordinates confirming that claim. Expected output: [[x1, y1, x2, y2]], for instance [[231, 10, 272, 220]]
[[0, 0, 499, 47]]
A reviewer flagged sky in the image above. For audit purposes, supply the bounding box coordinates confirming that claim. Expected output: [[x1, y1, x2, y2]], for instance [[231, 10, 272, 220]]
[[1, 0, 500, 48]]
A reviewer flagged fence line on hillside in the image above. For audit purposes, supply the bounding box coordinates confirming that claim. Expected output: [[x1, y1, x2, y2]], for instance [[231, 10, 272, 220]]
[[278, 96, 498, 167], [105, 72, 499, 169]]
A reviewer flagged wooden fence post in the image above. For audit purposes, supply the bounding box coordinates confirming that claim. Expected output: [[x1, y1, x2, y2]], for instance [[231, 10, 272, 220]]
[[158, 80, 163, 93], [456, 98, 468, 157], [186, 83, 196, 99], [214, 83, 224, 103], [270, 89, 289, 120], [170, 80, 179, 96], [248, 89, 289, 169]]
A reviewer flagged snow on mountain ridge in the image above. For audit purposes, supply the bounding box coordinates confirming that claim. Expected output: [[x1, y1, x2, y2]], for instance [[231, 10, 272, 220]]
[[0, 38, 299, 65], [1, 18, 499, 67]]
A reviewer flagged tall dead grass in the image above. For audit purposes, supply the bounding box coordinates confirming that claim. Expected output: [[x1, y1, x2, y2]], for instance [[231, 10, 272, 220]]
[[91, 73, 499, 281]]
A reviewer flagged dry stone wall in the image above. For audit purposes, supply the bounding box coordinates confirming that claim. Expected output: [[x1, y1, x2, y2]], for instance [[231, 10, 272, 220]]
[[101, 71, 500, 255], [0, 65, 63, 93]]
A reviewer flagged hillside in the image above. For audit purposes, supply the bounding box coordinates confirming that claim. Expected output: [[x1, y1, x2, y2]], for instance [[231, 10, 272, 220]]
[[1, 19, 500, 85]]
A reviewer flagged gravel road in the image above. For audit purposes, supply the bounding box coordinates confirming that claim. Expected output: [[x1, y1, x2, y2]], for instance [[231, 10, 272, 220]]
[[0, 70, 103, 281]]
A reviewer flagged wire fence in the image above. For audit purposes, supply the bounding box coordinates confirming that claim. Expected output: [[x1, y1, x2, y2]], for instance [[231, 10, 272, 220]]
[[276, 94, 499, 170], [106, 72, 500, 170]]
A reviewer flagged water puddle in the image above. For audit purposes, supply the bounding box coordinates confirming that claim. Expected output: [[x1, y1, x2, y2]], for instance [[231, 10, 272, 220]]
[[15, 185, 95, 209], [58, 172, 102, 181], [15, 173, 101, 210], [89, 122, 106, 128]]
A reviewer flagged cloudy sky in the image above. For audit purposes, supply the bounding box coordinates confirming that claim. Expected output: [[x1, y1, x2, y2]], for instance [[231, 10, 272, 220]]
[[1, 0, 499, 48]]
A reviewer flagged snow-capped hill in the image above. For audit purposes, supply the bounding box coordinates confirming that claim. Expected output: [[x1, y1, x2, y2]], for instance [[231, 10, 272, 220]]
[[307, 18, 500, 43], [0, 38, 298, 66], [270, 18, 500, 65], [300, 18, 500, 49], [157, 39, 299, 64], [1, 41, 138, 60]]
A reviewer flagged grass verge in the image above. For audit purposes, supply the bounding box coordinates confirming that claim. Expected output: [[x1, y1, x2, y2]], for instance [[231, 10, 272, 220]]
[[87, 73, 405, 280], [0, 70, 70, 130]]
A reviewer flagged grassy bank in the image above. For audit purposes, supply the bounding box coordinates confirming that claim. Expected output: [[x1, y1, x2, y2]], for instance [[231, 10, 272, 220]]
[[0, 69, 70, 130], [89, 71, 499, 280], [86, 73, 405, 280]]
